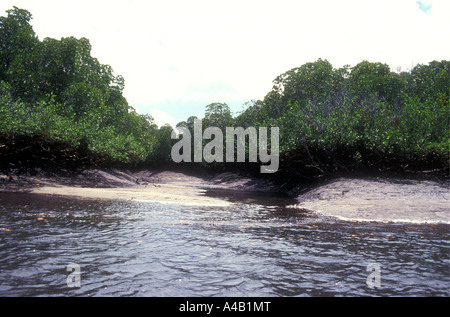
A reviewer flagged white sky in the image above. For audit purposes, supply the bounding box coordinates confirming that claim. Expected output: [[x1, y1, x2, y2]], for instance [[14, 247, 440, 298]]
[[1, 0, 449, 127]]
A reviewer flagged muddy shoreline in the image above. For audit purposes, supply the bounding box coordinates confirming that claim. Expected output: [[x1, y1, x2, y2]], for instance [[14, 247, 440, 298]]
[[0, 167, 287, 207], [0, 167, 448, 223], [291, 177, 449, 223]]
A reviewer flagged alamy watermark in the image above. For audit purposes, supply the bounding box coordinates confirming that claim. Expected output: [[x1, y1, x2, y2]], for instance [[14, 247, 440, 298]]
[[366, 263, 381, 288], [66, 263, 81, 288], [171, 119, 279, 173]]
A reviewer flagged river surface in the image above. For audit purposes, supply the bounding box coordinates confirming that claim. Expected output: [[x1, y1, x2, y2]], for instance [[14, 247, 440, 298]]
[[0, 190, 448, 297]]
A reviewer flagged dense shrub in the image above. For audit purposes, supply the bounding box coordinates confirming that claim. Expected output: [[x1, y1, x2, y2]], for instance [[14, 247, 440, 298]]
[[0, 7, 167, 169]]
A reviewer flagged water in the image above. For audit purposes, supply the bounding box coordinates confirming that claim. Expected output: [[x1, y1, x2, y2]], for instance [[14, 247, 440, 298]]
[[0, 191, 448, 297]]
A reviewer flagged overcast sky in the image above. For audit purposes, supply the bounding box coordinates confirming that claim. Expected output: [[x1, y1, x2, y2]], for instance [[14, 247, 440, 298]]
[[1, 0, 449, 127]]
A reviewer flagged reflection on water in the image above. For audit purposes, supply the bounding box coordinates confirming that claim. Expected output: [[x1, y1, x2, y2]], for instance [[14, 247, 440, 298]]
[[0, 192, 448, 297]]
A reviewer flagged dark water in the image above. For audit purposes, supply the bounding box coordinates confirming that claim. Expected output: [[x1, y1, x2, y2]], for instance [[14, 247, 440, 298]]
[[0, 191, 448, 297]]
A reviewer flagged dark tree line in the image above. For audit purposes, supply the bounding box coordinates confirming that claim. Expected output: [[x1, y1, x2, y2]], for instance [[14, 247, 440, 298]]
[[1, 7, 448, 181], [0, 7, 170, 172]]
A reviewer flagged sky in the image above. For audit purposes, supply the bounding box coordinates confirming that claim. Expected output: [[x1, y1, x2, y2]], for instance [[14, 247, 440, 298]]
[[1, 0, 449, 127]]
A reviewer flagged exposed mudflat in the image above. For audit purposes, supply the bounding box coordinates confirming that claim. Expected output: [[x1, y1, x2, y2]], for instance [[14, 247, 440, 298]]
[[0, 169, 233, 206], [1, 169, 448, 223], [291, 177, 449, 223]]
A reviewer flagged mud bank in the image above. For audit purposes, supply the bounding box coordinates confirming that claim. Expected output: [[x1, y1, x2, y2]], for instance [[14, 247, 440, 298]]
[[1, 168, 448, 223], [0, 168, 282, 206], [0, 169, 235, 206], [291, 177, 449, 224]]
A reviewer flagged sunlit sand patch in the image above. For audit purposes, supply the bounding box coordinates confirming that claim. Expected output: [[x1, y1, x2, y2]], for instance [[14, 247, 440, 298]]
[[30, 184, 232, 207]]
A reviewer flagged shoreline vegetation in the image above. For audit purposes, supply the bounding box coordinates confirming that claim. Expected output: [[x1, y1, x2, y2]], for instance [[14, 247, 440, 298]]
[[0, 7, 449, 221]]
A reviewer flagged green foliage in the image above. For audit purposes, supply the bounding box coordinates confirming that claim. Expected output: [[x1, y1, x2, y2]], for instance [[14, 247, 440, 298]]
[[0, 7, 38, 82], [231, 58, 449, 174], [149, 124, 176, 162], [173, 56, 448, 174], [0, 7, 161, 167], [405, 60, 449, 103], [204, 102, 233, 130], [1, 7, 448, 175], [348, 60, 405, 106]]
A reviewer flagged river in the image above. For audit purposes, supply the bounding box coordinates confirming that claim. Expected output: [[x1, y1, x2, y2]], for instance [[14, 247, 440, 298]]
[[0, 190, 448, 297]]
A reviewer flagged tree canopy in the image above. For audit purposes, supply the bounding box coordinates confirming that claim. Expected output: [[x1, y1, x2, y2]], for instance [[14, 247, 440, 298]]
[[1, 7, 448, 179], [0, 7, 169, 169]]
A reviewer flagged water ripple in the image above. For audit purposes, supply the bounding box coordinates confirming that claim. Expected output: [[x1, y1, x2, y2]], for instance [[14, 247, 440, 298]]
[[0, 192, 448, 296]]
